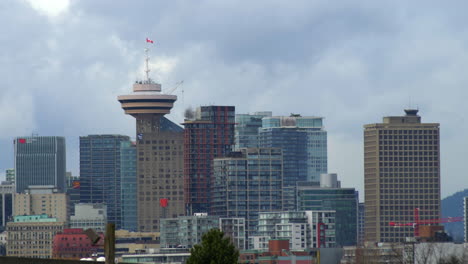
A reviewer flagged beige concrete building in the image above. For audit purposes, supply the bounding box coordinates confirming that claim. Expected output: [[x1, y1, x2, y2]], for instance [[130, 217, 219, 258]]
[[118, 77, 185, 232], [14, 185, 69, 222], [6, 214, 65, 258], [364, 109, 440, 243]]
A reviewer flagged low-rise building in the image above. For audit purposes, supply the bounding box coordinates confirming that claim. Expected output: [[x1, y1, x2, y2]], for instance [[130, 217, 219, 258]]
[[115, 229, 160, 256], [52, 228, 103, 260], [6, 214, 65, 258], [219, 217, 246, 250], [69, 203, 107, 232]]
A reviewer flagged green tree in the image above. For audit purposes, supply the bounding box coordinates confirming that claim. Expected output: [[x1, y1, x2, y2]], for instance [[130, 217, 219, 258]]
[[186, 228, 239, 264]]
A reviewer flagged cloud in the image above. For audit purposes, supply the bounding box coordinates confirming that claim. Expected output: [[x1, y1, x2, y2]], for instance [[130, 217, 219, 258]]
[[23, 0, 70, 17]]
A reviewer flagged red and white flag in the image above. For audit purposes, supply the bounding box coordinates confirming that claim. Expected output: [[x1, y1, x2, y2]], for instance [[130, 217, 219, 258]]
[[146, 38, 154, 44]]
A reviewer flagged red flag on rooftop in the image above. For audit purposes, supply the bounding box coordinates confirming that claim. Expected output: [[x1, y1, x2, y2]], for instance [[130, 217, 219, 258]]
[[146, 38, 154, 44]]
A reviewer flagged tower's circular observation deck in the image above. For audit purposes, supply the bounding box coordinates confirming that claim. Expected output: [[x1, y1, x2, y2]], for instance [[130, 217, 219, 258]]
[[118, 81, 177, 117]]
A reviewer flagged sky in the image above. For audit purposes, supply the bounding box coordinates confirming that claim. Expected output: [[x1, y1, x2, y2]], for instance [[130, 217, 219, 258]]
[[1, 0, 467, 199]]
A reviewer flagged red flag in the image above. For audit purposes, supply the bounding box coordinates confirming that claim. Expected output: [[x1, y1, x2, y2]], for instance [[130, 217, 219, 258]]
[[146, 38, 154, 44], [18, 138, 26, 144]]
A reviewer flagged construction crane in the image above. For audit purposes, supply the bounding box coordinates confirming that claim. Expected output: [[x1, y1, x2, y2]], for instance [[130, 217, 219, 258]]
[[164, 80, 184, 95], [388, 208, 463, 237]]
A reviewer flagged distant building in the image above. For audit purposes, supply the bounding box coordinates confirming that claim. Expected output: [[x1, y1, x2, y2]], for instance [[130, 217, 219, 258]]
[[0, 182, 14, 231], [52, 228, 103, 260], [14, 185, 68, 222], [115, 230, 160, 256], [211, 148, 283, 239], [464, 197, 468, 243], [364, 109, 440, 243], [120, 141, 137, 231], [183, 105, 235, 214], [6, 214, 65, 258], [297, 173, 358, 246], [121, 248, 190, 264], [239, 239, 316, 264], [235, 111, 272, 149], [259, 115, 327, 210], [160, 213, 219, 248], [70, 203, 107, 232], [80, 134, 131, 229], [5, 169, 14, 184], [219, 218, 247, 250], [118, 78, 185, 232], [253, 210, 336, 250], [14, 136, 66, 193]]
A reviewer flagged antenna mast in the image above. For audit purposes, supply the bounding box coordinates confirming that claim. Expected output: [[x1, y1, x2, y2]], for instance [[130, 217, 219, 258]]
[[145, 48, 151, 82]]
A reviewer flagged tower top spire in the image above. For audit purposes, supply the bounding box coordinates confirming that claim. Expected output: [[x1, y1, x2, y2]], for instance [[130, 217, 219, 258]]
[[144, 48, 151, 83]]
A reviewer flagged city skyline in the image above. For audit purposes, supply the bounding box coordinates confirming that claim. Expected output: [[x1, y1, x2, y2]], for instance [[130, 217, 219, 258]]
[[1, 0, 468, 201]]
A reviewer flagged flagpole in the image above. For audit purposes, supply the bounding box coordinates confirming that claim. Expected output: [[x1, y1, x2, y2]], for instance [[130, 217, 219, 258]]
[[144, 47, 150, 82]]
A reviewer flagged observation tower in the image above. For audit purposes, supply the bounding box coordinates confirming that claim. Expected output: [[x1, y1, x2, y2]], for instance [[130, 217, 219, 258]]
[[117, 48, 184, 232]]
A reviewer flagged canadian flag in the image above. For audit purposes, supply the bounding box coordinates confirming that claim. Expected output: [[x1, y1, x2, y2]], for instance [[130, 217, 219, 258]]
[[146, 38, 154, 44]]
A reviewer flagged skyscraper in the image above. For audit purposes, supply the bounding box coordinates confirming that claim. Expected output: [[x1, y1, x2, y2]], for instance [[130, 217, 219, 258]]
[[259, 115, 327, 210], [211, 148, 283, 239], [183, 106, 235, 214], [120, 141, 137, 231], [364, 109, 440, 243], [14, 136, 66, 193], [118, 71, 184, 232], [5, 169, 15, 184], [0, 182, 14, 231], [79, 134, 130, 229]]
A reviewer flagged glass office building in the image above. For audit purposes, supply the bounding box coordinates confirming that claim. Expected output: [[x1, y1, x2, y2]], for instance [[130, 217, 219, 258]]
[[14, 136, 66, 193], [211, 148, 283, 239], [120, 141, 137, 231], [79, 135, 130, 229], [297, 180, 358, 246], [235, 111, 272, 149]]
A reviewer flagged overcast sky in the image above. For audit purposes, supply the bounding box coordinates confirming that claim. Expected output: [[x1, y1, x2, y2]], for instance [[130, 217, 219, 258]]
[[1, 0, 467, 199]]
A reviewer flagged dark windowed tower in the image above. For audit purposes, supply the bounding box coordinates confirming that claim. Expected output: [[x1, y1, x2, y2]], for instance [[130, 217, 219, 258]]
[[182, 106, 235, 214], [364, 109, 440, 242], [14, 136, 66, 193], [118, 69, 184, 232], [79, 135, 130, 229]]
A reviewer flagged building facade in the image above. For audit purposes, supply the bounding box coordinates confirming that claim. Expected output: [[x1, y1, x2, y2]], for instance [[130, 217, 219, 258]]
[[254, 211, 336, 250], [6, 214, 65, 258], [358, 202, 365, 246], [211, 148, 283, 239], [52, 228, 103, 260], [364, 109, 440, 242], [160, 213, 219, 248], [234, 111, 272, 149], [79, 134, 130, 229], [120, 141, 137, 231], [118, 78, 185, 232], [5, 169, 14, 184], [183, 105, 235, 214], [0, 182, 14, 231], [259, 115, 327, 210], [219, 217, 247, 250], [14, 186, 68, 222], [297, 174, 358, 246], [14, 136, 66, 193], [70, 203, 107, 232], [464, 197, 468, 243]]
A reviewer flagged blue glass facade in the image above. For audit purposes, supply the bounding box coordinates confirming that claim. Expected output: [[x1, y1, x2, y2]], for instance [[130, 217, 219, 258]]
[[297, 186, 358, 246], [79, 135, 130, 229], [120, 141, 137, 231], [235, 112, 272, 149]]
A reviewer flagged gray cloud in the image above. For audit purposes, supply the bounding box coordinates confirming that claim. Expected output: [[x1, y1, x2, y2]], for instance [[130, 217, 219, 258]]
[[0, 0, 467, 198]]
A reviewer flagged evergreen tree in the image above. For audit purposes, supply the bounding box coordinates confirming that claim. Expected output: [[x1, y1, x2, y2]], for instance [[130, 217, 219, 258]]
[[186, 228, 239, 264]]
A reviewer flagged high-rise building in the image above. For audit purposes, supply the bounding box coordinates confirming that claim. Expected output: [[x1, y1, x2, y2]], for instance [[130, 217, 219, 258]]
[[219, 218, 246, 250], [79, 134, 130, 229], [297, 174, 358, 246], [259, 115, 327, 210], [358, 202, 365, 246], [183, 106, 235, 214], [120, 141, 137, 231], [118, 72, 185, 232], [364, 109, 440, 243], [0, 182, 14, 231], [14, 136, 66, 193], [235, 111, 272, 149], [70, 203, 107, 232], [211, 148, 283, 239], [254, 210, 336, 250], [5, 169, 15, 184]]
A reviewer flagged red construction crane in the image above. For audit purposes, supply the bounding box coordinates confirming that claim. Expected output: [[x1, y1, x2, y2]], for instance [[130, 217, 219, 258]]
[[388, 208, 463, 237]]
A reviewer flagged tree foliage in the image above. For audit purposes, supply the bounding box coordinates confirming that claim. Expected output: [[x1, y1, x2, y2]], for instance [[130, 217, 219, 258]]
[[186, 228, 239, 264]]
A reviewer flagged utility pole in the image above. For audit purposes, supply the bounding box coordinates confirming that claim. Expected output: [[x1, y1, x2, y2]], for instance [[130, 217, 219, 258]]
[[105, 223, 115, 264]]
